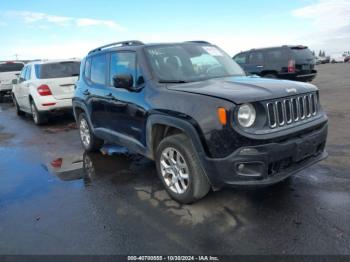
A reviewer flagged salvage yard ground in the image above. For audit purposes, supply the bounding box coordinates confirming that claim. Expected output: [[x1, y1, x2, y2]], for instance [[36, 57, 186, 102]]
[[0, 63, 349, 255]]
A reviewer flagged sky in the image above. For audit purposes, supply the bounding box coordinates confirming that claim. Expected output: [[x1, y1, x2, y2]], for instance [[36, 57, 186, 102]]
[[0, 0, 349, 60]]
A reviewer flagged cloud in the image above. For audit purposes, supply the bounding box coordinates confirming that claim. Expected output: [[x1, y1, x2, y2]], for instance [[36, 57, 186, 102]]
[[6, 10, 125, 31], [292, 0, 350, 31], [292, 0, 350, 53], [76, 18, 125, 31]]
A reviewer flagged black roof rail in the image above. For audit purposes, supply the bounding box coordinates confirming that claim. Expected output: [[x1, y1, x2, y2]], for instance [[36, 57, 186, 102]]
[[185, 40, 211, 45], [88, 40, 144, 54]]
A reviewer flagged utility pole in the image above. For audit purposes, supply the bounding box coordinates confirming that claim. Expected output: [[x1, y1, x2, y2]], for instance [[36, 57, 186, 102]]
[[14, 54, 19, 60]]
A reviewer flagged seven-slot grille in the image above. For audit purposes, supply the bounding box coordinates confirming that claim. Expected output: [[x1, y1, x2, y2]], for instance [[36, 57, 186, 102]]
[[266, 92, 318, 128]]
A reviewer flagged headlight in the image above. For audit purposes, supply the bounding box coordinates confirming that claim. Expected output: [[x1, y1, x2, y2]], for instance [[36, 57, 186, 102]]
[[237, 103, 256, 127]]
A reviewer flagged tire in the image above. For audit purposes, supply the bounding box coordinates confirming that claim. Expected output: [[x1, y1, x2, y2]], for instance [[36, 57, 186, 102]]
[[155, 133, 210, 204], [13, 95, 25, 116], [78, 113, 103, 152], [263, 73, 277, 79], [30, 100, 47, 125]]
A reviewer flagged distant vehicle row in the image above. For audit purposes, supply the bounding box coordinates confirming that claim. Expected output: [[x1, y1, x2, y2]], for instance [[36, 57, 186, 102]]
[[0, 61, 24, 102]]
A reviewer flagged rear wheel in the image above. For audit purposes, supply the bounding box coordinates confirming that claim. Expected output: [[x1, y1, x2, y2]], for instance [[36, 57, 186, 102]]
[[155, 133, 210, 204], [13, 95, 25, 116], [78, 113, 103, 152], [30, 101, 47, 125]]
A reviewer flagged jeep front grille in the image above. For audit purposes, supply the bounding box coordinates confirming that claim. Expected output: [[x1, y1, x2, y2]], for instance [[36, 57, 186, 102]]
[[266, 93, 318, 128]]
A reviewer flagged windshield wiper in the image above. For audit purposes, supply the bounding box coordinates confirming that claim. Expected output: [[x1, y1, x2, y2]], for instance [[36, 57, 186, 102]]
[[158, 80, 188, 83]]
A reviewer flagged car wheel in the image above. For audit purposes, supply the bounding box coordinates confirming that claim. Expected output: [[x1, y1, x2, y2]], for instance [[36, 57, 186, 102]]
[[13, 95, 25, 116], [78, 113, 103, 152], [264, 74, 277, 79], [155, 133, 210, 204], [30, 101, 47, 125]]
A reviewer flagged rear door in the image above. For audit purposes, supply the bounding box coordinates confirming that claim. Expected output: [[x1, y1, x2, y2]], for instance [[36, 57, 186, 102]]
[[35, 61, 80, 100], [84, 54, 110, 129]]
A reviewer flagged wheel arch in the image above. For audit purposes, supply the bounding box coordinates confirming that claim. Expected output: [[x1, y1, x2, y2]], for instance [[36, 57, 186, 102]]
[[146, 114, 213, 187]]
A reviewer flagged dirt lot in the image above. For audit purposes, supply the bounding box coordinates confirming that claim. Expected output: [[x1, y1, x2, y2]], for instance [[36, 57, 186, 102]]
[[0, 63, 349, 255]]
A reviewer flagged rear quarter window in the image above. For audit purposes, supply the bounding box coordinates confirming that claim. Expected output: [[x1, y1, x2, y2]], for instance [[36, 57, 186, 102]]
[[0, 63, 24, 73], [90, 54, 107, 85]]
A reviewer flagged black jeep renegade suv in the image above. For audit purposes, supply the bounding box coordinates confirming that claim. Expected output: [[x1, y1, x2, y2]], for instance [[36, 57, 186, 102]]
[[73, 40, 328, 203]]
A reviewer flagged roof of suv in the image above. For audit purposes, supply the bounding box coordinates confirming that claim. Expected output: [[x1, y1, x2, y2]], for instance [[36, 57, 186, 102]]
[[87, 40, 212, 55], [238, 45, 309, 53]]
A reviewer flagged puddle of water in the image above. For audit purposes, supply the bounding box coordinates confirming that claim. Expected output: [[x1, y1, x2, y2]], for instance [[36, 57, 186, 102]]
[[46, 145, 145, 185]]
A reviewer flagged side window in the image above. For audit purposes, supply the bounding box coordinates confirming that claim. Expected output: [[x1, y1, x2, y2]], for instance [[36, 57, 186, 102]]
[[265, 49, 283, 64], [249, 52, 264, 65], [84, 58, 91, 80], [109, 52, 137, 86], [19, 67, 27, 83], [90, 54, 107, 85], [234, 54, 246, 64], [25, 66, 31, 80]]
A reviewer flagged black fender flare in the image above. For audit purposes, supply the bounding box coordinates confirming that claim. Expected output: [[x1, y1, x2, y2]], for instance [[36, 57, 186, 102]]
[[146, 114, 212, 185], [72, 101, 94, 132]]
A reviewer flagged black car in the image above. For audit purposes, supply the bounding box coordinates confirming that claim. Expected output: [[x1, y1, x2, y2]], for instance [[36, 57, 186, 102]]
[[73, 40, 328, 203], [233, 45, 317, 82]]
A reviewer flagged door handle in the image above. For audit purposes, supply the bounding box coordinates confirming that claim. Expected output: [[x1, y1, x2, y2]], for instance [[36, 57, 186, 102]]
[[257, 65, 264, 68], [83, 89, 90, 96]]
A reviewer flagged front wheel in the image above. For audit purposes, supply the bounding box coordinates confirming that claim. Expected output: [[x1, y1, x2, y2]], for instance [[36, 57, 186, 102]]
[[13, 95, 25, 116], [155, 133, 210, 204]]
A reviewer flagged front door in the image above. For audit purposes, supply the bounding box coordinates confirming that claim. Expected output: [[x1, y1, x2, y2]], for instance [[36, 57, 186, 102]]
[[104, 51, 147, 145], [246, 51, 264, 75]]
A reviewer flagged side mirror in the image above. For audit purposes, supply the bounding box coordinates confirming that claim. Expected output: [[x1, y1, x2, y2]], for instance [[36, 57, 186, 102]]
[[12, 79, 18, 84], [113, 74, 133, 90]]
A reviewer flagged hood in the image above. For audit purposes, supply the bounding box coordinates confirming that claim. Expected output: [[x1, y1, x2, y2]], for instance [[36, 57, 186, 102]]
[[166, 76, 318, 104]]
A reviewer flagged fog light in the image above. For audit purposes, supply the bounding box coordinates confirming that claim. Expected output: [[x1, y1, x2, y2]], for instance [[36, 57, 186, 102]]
[[238, 163, 245, 172], [236, 162, 264, 177]]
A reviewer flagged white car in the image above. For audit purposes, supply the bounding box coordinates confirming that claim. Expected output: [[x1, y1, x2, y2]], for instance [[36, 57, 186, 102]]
[[12, 59, 81, 125], [0, 61, 24, 102]]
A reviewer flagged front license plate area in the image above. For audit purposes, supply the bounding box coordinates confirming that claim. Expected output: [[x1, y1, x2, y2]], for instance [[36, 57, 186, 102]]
[[295, 140, 316, 162]]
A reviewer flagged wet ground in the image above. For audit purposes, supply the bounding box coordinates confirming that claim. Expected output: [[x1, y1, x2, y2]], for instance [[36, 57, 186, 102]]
[[0, 63, 350, 255]]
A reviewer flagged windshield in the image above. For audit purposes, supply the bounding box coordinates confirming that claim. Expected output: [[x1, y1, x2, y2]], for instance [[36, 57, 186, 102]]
[[145, 44, 245, 82], [35, 61, 80, 79], [0, 62, 24, 73]]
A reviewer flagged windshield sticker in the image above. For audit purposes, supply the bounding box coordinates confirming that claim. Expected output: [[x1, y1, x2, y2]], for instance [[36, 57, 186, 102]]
[[202, 46, 223, 56]]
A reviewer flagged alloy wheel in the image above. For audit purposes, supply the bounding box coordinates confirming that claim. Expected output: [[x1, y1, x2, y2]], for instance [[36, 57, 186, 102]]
[[160, 147, 189, 194], [79, 118, 91, 148]]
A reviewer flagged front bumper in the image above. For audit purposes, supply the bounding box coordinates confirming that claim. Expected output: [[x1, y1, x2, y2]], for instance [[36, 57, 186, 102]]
[[202, 122, 328, 189]]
